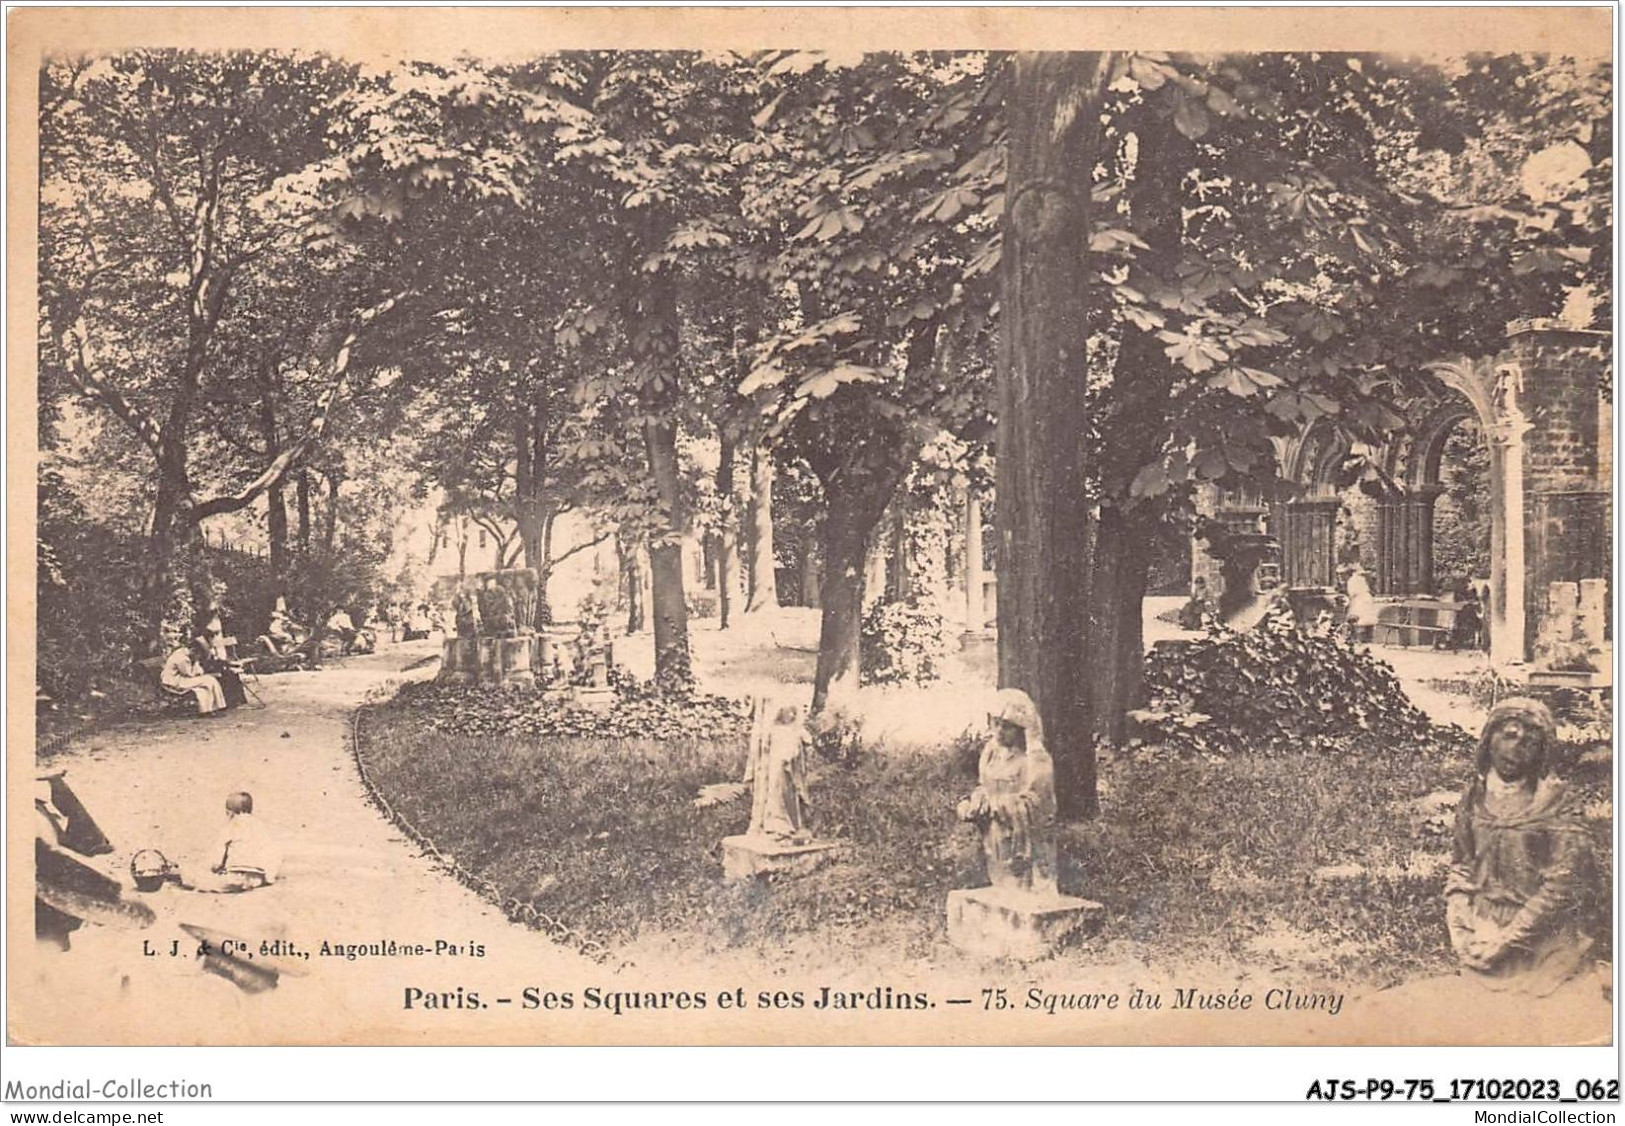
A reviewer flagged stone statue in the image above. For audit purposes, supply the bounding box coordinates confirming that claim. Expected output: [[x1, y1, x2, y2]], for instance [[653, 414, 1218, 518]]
[[453, 588, 480, 640], [745, 696, 813, 843], [478, 575, 517, 638], [1446, 697, 1597, 995], [958, 689, 1058, 896]]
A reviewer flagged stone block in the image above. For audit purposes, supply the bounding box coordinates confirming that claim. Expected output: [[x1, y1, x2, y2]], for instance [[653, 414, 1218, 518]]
[[1577, 579, 1608, 647], [946, 886, 1104, 961], [436, 635, 536, 687], [721, 834, 840, 880], [570, 685, 615, 712]]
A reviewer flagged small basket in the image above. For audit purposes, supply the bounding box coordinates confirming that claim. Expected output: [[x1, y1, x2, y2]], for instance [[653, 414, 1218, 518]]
[[130, 849, 173, 893]]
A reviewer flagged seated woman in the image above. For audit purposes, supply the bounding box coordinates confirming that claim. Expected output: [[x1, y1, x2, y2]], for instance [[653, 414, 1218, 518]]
[[326, 606, 358, 653], [1446, 697, 1596, 996], [195, 634, 248, 709], [160, 639, 228, 716]]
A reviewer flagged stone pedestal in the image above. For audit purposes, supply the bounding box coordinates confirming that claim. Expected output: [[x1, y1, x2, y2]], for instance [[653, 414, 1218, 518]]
[[437, 635, 537, 687], [721, 834, 840, 880], [539, 625, 578, 677], [946, 886, 1104, 961], [570, 685, 615, 712], [1536, 581, 1581, 659]]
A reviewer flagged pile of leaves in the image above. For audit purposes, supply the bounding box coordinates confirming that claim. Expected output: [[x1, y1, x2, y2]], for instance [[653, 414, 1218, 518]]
[[1137, 608, 1462, 757], [390, 678, 750, 745], [859, 598, 949, 686]]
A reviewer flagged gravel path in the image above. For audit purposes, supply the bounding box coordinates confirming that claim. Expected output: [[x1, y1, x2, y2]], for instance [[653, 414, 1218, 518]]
[[17, 644, 595, 1047]]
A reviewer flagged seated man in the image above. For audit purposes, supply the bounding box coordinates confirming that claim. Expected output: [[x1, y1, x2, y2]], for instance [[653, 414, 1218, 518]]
[[326, 605, 357, 653], [176, 792, 283, 894], [160, 639, 228, 716], [1446, 697, 1596, 996], [265, 606, 305, 652]]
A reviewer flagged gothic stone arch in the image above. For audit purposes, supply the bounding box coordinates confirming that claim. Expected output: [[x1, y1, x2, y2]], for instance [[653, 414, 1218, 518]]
[[1275, 421, 1351, 590], [1419, 322, 1609, 666], [1271, 322, 1609, 669]]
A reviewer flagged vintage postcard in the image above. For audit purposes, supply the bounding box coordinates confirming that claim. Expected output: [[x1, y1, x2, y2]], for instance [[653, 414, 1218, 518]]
[[8, 5, 1616, 1057]]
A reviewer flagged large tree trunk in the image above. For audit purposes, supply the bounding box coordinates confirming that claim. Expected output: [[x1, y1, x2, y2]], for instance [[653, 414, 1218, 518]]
[[743, 445, 779, 612], [644, 414, 691, 685], [141, 443, 192, 652], [716, 432, 739, 630], [1087, 111, 1185, 744], [1088, 506, 1155, 744], [321, 471, 341, 557], [1082, 111, 1182, 745], [296, 470, 312, 552], [811, 466, 903, 711], [627, 261, 690, 685], [997, 52, 1111, 819], [266, 483, 288, 584], [619, 538, 646, 634], [811, 507, 870, 712]]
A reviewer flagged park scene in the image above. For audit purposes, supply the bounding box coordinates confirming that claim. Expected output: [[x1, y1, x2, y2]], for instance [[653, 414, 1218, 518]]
[[24, 42, 1614, 1046]]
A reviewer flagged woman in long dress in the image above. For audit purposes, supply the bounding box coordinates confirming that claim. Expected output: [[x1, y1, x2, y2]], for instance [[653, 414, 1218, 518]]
[[160, 640, 228, 715], [1344, 563, 1378, 642]]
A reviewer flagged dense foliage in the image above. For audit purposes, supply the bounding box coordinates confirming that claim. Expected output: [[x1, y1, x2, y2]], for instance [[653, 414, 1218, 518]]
[[37, 470, 147, 700], [389, 677, 750, 744], [858, 598, 949, 686], [1136, 608, 1463, 757]]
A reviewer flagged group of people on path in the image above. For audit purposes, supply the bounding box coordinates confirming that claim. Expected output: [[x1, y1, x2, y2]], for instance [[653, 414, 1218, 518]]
[[160, 617, 249, 716], [163, 594, 451, 717]]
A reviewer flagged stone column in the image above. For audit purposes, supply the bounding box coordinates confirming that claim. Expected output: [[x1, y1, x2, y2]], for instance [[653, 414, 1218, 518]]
[[1282, 499, 1339, 588], [1375, 494, 1405, 596], [1487, 398, 1528, 667], [964, 492, 985, 632], [864, 533, 887, 608], [1406, 485, 1443, 595]]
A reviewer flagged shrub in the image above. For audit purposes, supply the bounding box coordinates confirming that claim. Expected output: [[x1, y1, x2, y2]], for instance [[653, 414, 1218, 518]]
[[859, 598, 949, 686], [1137, 604, 1465, 757], [390, 679, 750, 745], [686, 591, 719, 619]]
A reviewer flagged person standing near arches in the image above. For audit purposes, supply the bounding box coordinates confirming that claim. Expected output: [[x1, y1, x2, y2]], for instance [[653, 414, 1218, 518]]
[[1344, 563, 1377, 643]]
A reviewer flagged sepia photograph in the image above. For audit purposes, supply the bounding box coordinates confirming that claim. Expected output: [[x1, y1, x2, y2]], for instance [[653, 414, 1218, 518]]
[[7, 3, 1616, 1073]]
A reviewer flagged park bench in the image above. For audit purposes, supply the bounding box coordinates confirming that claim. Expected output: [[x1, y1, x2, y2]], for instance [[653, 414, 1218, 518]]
[[135, 655, 200, 716], [1374, 599, 1461, 648]]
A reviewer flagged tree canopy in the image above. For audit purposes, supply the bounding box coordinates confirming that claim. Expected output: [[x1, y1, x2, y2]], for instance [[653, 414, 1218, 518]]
[[39, 47, 1610, 785]]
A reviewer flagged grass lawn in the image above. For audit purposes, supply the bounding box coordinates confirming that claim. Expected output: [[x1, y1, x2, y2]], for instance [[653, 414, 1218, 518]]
[[356, 688, 1610, 984]]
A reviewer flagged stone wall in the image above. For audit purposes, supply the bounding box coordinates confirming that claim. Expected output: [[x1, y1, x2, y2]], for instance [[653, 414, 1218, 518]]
[[1507, 322, 1612, 656]]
